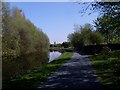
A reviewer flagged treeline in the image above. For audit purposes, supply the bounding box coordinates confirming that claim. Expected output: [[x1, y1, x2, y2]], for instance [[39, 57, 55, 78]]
[[68, 2, 120, 51], [50, 42, 70, 48], [2, 3, 49, 80], [68, 24, 104, 50]]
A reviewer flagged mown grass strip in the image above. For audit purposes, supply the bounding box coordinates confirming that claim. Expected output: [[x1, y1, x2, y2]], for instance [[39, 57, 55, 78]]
[[3, 52, 73, 90], [89, 50, 120, 90]]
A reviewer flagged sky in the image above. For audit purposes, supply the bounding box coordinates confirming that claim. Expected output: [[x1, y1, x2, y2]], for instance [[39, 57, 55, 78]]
[[10, 2, 99, 44]]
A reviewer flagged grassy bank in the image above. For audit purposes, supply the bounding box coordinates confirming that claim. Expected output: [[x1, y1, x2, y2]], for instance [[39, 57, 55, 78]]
[[3, 52, 73, 89], [89, 50, 120, 90]]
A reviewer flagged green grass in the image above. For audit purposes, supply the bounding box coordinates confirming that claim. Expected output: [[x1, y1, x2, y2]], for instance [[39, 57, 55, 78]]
[[89, 50, 120, 90], [2, 52, 73, 89]]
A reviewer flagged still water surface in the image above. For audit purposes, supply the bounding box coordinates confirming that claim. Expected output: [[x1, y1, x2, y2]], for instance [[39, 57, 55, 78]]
[[49, 51, 62, 63]]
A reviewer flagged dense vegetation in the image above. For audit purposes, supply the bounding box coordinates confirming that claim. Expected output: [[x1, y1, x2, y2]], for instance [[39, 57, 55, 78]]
[[89, 50, 120, 89], [68, 2, 120, 50], [3, 52, 73, 89], [89, 2, 120, 44], [49, 42, 72, 52], [68, 23, 104, 49], [2, 3, 49, 80], [82, 44, 120, 55], [50, 42, 71, 48]]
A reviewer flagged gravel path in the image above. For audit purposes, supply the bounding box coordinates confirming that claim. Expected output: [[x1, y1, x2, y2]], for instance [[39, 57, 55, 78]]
[[37, 52, 103, 90]]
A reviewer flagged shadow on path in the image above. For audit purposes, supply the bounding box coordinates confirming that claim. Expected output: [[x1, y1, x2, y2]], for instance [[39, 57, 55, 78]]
[[37, 52, 103, 90]]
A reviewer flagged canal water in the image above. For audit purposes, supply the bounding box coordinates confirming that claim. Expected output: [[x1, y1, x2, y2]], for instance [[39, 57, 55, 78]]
[[49, 51, 62, 63]]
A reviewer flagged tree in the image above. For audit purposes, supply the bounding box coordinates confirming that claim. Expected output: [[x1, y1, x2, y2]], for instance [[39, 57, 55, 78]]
[[68, 23, 104, 49], [61, 42, 70, 48], [94, 15, 116, 43], [89, 31, 104, 44], [94, 2, 120, 43], [68, 31, 84, 50], [2, 3, 50, 80], [80, 2, 120, 43]]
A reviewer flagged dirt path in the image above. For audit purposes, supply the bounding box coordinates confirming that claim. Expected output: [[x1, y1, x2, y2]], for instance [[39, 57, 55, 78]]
[[37, 52, 103, 89]]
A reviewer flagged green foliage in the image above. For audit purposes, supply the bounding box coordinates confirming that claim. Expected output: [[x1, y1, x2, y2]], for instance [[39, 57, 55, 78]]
[[91, 2, 120, 44], [2, 3, 49, 80], [68, 23, 104, 49], [94, 15, 120, 44], [89, 50, 120, 89], [80, 2, 120, 44], [61, 42, 71, 48], [88, 31, 104, 45], [68, 32, 83, 49], [3, 52, 73, 89], [91, 2, 120, 16]]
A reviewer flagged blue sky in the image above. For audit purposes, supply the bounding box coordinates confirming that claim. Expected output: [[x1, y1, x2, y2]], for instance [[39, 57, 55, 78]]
[[10, 2, 99, 44]]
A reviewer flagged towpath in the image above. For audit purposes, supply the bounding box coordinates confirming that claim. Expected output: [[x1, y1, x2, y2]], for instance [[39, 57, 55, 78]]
[[37, 52, 103, 90]]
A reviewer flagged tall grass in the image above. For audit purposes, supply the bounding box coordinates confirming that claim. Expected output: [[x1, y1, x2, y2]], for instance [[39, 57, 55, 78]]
[[2, 52, 73, 89], [3, 51, 48, 80]]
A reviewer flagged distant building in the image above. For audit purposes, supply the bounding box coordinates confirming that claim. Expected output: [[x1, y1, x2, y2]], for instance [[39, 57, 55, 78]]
[[54, 42, 56, 45]]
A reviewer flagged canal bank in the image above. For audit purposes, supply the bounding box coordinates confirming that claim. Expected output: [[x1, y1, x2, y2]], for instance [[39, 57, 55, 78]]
[[38, 52, 103, 89], [3, 52, 73, 89]]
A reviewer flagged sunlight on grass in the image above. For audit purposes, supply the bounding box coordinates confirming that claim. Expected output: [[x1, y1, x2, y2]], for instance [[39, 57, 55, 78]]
[[89, 50, 120, 90], [3, 52, 73, 89]]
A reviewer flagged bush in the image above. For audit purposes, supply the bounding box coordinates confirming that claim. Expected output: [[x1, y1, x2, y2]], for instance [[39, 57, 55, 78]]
[[101, 46, 111, 54], [2, 3, 49, 80]]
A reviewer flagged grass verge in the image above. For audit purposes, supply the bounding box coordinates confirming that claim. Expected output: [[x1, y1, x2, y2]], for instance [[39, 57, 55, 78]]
[[89, 50, 120, 90], [2, 52, 73, 90]]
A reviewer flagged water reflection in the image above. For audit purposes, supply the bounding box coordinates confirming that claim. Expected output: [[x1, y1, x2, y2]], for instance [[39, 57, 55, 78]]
[[49, 51, 62, 63]]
